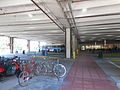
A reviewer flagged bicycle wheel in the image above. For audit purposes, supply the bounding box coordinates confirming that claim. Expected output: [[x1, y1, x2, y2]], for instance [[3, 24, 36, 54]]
[[18, 71, 30, 87], [39, 63, 47, 75], [53, 64, 66, 78]]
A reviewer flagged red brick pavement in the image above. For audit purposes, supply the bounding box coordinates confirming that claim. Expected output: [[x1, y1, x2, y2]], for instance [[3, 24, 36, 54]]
[[60, 54, 119, 90]]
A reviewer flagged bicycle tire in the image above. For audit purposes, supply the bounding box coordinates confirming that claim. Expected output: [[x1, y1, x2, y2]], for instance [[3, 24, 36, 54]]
[[18, 71, 30, 87], [53, 64, 66, 78]]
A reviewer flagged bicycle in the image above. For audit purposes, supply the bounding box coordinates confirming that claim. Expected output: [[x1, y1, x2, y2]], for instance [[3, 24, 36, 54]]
[[39, 58, 66, 79], [18, 59, 40, 87]]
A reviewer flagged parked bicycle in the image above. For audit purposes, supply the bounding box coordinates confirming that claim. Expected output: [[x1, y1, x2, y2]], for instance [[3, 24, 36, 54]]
[[39, 58, 66, 79], [18, 58, 40, 87]]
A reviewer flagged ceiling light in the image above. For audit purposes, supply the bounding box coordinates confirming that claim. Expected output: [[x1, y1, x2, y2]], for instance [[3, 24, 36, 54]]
[[82, 8, 87, 12], [93, 34, 100, 35], [81, 39, 85, 42], [98, 28, 108, 29], [115, 30, 120, 31], [116, 36, 120, 37], [29, 27, 36, 29], [28, 14, 33, 17], [80, 36, 86, 38], [106, 35, 113, 36]]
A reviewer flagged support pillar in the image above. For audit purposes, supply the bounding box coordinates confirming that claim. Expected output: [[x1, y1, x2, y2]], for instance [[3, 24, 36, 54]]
[[75, 37, 79, 55], [10, 37, 14, 53], [104, 40, 107, 46], [65, 28, 72, 58], [95, 42, 97, 45], [72, 34, 76, 59], [27, 40, 30, 52]]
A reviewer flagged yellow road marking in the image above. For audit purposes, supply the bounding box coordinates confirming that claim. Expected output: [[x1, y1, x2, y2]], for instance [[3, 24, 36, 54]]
[[111, 60, 120, 62]]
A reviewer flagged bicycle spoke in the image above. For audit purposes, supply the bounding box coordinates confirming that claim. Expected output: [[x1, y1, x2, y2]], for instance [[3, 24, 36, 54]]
[[18, 71, 30, 87], [53, 64, 66, 78]]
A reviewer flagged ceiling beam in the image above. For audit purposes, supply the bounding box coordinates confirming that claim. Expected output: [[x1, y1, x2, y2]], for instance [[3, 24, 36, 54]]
[[0, 22, 55, 26], [0, 0, 32, 8], [72, 0, 120, 10], [77, 22, 120, 27], [31, 0, 65, 32], [75, 12, 120, 19], [67, 0, 78, 36], [0, 9, 40, 16], [56, 0, 71, 27]]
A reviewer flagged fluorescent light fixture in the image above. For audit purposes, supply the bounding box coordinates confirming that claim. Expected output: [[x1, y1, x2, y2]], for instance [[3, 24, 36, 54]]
[[81, 36, 86, 38], [29, 27, 36, 29], [93, 34, 100, 35], [82, 8, 87, 12], [98, 28, 108, 29], [106, 35, 113, 36], [116, 36, 120, 37], [81, 39, 85, 42], [115, 30, 120, 31], [28, 14, 33, 17]]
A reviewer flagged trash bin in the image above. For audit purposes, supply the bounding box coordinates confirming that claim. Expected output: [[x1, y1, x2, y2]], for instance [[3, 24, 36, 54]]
[[44, 50, 48, 56], [98, 51, 103, 58], [42, 50, 48, 56], [42, 50, 44, 56]]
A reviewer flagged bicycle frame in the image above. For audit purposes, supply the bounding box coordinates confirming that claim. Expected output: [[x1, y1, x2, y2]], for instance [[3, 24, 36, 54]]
[[21, 60, 37, 75]]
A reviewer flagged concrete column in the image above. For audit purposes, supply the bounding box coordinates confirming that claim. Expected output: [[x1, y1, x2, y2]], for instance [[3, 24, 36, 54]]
[[72, 34, 76, 51], [10, 37, 14, 53], [27, 40, 30, 52], [75, 37, 78, 49], [104, 40, 107, 46], [75, 38, 79, 55], [72, 34, 76, 59], [65, 28, 72, 58], [95, 42, 97, 45]]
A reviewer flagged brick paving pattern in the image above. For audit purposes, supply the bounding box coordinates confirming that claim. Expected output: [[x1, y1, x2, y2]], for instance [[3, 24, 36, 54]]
[[60, 54, 119, 90]]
